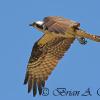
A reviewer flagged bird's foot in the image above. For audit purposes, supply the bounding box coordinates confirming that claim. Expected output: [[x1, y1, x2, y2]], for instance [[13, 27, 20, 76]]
[[77, 37, 87, 45]]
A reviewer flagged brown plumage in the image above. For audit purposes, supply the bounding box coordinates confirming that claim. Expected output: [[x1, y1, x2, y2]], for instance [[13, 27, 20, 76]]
[[24, 16, 100, 96]]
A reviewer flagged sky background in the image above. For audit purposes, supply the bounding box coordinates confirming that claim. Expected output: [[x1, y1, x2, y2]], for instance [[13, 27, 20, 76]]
[[0, 0, 100, 100]]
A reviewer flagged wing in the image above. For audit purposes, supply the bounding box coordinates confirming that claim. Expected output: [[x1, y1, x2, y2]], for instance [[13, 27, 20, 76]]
[[75, 28, 100, 42], [43, 16, 80, 34], [43, 16, 100, 42], [24, 32, 75, 96]]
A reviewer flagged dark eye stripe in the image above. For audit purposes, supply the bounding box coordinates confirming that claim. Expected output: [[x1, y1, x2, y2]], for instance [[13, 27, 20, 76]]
[[36, 24, 43, 30]]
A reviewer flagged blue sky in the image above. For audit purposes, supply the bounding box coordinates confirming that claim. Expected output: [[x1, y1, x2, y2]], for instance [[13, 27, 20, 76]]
[[0, 0, 100, 100]]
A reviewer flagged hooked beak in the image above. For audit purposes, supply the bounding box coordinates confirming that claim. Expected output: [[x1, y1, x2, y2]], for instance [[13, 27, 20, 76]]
[[29, 22, 35, 26], [29, 24, 33, 26]]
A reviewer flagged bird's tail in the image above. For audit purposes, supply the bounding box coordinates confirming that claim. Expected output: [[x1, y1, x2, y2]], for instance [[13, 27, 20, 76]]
[[75, 29, 100, 42]]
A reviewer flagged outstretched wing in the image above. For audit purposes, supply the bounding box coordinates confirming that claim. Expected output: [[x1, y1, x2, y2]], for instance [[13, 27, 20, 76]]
[[24, 32, 75, 96], [43, 16, 100, 42], [75, 28, 100, 42]]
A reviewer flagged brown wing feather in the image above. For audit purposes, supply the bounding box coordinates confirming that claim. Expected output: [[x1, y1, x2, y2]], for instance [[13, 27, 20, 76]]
[[24, 32, 75, 96], [44, 16, 80, 33], [44, 16, 100, 42], [75, 29, 100, 42]]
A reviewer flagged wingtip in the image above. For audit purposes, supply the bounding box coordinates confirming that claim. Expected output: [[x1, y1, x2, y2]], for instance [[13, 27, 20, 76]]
[[32, 80, 45, 96], [24, 71, 29, 85], [38, 87, 42, 95], [41, 81, 45, 87], [96, 35, 100, 42], [23, 80, 27, 85], [33, 90, 37, 97], [33, 80, 37, 97]]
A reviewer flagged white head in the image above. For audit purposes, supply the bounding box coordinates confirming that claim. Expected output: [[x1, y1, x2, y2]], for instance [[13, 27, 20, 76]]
[[29, 21, 45, 31], [35, 21, 44, 26]]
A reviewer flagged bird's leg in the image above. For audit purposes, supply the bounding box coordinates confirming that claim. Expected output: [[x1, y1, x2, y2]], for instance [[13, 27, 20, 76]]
[[77, 37, 87, 45]]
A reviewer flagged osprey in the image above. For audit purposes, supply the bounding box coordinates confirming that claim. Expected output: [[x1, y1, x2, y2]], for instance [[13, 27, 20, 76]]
[[24, 16, 100, 96]]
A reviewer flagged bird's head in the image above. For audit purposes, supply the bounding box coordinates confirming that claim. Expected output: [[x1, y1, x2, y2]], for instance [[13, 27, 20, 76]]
[[29, 21, 45, 32]]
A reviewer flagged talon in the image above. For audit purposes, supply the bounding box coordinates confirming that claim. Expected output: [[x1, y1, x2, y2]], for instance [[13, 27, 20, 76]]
[[77, 37, 87, 45]]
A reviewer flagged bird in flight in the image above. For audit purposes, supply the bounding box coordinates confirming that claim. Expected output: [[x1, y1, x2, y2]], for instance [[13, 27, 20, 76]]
[[24, 16, 100, 96]]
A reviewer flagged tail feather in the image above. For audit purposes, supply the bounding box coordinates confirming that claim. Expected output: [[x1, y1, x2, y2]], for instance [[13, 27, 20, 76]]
[[76, 29, 100, 42]]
